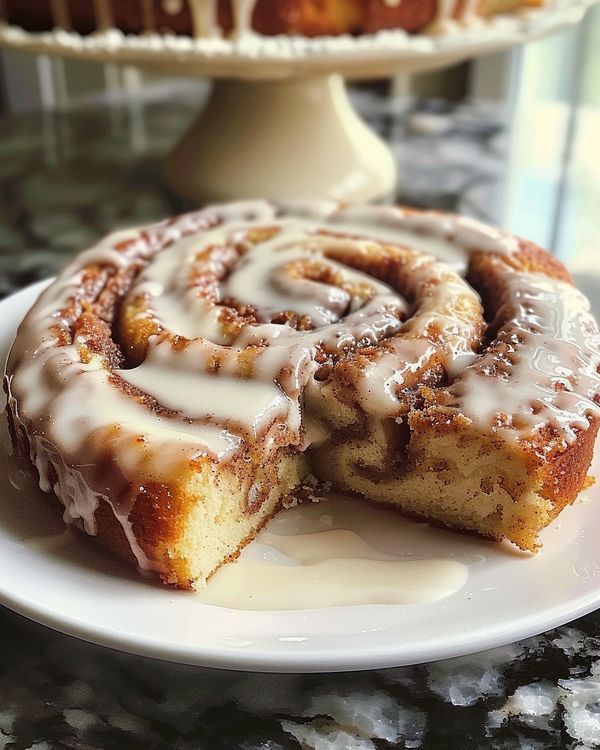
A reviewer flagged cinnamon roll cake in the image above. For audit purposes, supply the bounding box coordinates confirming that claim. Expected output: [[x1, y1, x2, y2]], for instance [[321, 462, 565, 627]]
[[5, 202, 599, 589], [0, 0, 545, 40]]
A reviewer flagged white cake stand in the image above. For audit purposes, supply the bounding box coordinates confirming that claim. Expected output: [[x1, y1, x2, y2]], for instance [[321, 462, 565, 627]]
[[0, 0, 595, 203]]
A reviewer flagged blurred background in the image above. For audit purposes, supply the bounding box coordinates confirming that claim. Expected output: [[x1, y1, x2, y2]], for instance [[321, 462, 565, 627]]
[[0, 4, 598, 293]]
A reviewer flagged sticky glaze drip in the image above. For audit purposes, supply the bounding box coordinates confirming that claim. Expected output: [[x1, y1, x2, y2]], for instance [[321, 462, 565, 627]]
[[187, 0, 221, 38], [199, 547, 468, 610], [196, 503, 469, 610], [6, 200, 600, 576], [121, 208, 490, 423], [451, 271, 600, 445], [31, 0, 533, 39], [185, 0, 258, 39], [120, 340, 292, 438], [230, 0, 257, 39], [427, 0, 459, 33], [182, 0, 491, 39], [426, 0, 488, 33], [2, 415, 161, 573], [460, 0, 485, 24]]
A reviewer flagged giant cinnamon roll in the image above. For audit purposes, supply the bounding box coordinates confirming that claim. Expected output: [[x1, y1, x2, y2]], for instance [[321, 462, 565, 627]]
[[1, 0, 545, 39], [5, 202, 600, 588]]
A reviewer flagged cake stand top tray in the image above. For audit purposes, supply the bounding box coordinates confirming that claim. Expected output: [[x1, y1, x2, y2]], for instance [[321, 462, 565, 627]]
[[0, 0, 595, 80], [0, 0, 595, 204]]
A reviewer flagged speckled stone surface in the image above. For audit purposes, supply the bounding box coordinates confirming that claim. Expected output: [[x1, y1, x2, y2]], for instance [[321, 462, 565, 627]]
[[0, 85, 599, 750], [1, 609, 600, 749]]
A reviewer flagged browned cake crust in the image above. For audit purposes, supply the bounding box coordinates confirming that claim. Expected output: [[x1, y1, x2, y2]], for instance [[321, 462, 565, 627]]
[[5, 202, 599, 589], [0, 0, 544, 38], [6, 367, 303, 589]]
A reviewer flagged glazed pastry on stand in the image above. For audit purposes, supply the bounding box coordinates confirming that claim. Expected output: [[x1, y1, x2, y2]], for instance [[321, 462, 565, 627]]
[[0, 0, 546, 38], [0, 0, 593, 202]]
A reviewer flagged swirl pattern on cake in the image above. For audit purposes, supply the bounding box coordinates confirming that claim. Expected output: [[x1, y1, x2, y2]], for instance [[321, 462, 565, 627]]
[[5, 201, 600, 588]]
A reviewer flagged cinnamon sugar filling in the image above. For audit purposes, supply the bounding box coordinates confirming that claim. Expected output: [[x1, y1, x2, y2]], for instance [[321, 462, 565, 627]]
[[5, 201, 600, 583]]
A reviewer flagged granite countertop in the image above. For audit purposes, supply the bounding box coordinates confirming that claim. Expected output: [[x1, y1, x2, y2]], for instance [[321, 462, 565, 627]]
[[0, 84, 599, 750]]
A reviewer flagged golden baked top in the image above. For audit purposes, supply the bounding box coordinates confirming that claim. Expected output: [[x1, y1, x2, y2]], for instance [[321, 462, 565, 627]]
[[5, 201, 600, 569], [0, 0, 546, 39], [7, 200, 599, 450]]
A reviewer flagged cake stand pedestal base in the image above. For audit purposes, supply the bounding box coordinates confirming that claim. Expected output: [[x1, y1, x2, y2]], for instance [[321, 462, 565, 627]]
[[163, 75, 397, 205]]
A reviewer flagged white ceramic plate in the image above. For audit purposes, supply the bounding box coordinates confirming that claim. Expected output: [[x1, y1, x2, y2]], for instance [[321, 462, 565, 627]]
[[1, 279, 600, 673]]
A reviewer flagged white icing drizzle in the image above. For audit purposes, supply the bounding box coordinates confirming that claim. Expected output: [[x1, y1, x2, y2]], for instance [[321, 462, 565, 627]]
[[335, 205, 519, 256], [2, 0, 524, 40], [460, 0, 485, 24], [184, 0, 488, 39], [230, 0, 257, 39], [451, 271, 600, 446], [48, 0, 71, 31], [187, 0, 221, 38], [119, 337, 291, 439], [353, 256, 483, 415], [185, 0, 259, 39], [426, 0, 486, 33], [31, 441, 98, 535], [199, 529, 468, 610], [122, 208, 487, 423], [6, 398, 162, 573], [426, 0, 460, 33], [6, 200, 599, 574], [220, 231, 400, 327], [197, 498, 469, 610]]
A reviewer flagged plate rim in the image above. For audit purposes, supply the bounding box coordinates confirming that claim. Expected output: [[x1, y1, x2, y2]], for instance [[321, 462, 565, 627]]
[[2, 575, 600, 673], [1, 279, 599, 674]]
